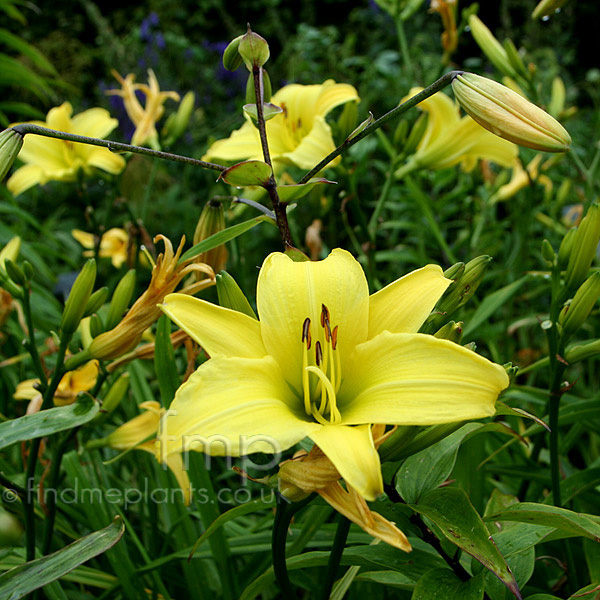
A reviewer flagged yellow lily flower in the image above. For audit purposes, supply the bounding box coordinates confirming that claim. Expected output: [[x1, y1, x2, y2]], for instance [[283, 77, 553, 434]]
[[72, 228, 130, 269], [158, 249, 509, 501], [107, 69, 180, 149], [395, 88, 518, 178], [6, 103, 125, 197], [202, 80, 359, 171], [106, 401, 191, 505], [14, 360, 99, 409], [490, 155, 553, 203]]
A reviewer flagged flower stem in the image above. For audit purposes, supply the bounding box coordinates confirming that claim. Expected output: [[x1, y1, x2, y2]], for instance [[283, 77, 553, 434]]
[[11, 124, 227, 173], [319, 515, 351, 600], [252, 65, 293, 249], [298, 71, 462, 185]]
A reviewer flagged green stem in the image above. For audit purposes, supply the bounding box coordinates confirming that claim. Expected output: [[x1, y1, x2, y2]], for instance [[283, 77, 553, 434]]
[[395, 13, 414, 81], [21, 284, 47, 386], [368, 155, 397, 241], [319, 516, 351, 600], [298, 71, 462, 184], [11, 124, 226, 173]]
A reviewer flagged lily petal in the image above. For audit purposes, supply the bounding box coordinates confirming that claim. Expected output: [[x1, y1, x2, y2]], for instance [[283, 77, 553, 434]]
[[85, 148, 127, 174], [368, 265, 451, 338], [6, 164, 44, 196], [309, 424, 383, 501], [161, 293, 266, 358], [282, 116, 339, 170], [71, 108, 119, 140], [340, 331, 509, 425], [256, 249, 369, 391], [157, 355, 320, 458]]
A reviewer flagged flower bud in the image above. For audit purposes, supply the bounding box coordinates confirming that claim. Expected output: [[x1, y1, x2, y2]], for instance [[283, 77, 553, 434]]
[[84, 286, 109, 318], [162, 91, 195, 146], [452, 72, 572, 152], [437, 255, 492, 315], [0, 128, 23, 182], [3, 259, 25, 286], [245, 69, 272, 106], [94, 372, 130, 423], [532, 0, 568, 19], [61, 259, 96, 335], [559, 272, 600, 336], [541, 239, 556, 266], [557, 226, 576, 269], [548, 77, 566, 119], [502, 38, 529, 81], [222, 35, 244, 71], [564, 203, 600, 290], [238, 27, 270, 70], [443, 261, 465, 280], [468, 15, 517, 79], [193, 201, 228, 275], [564, 338, 600, 364], [105, 269, 136, 330], [89, 313, 104, 338], [216, 271, 257, 319], [0, 236, 21, 272], [434, 321, 464, 343]]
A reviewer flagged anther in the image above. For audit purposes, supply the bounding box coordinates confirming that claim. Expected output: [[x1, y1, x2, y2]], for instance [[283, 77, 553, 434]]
[[320, 304, 330, 328], [331, 325, 338, 350], [315, 341, 323, 366], [302, 317, 311, 349]]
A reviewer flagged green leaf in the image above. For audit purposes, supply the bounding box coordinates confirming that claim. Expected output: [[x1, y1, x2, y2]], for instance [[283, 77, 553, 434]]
[[485, 503, 600, 542], [411, 488, 521, 599], [218, 160, 272, 187], [0, 397, 99, 449], [0, 518, 124, 600], [412, 569, 485, 600], [277, 178, 336, 203], [463, 276, 530, 337], [0, 29, 57, 74], [523, 595, 562, 600], [568, 584, 600, 600], [353, 570, 416, 590], [179, 216, 264, 263], [154, 315, 180, 409], [395, 423, 483, 503]]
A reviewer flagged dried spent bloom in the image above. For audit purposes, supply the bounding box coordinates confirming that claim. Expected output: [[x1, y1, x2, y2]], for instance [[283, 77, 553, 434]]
[[89, 236, 214, 360], [107, 69, 180, 149], [72, 228, 130, 269], [6, 103, 125, 196]]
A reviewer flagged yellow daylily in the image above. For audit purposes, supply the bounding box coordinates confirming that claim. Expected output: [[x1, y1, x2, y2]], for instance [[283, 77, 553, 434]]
[[107, 69, 180, 149], [490, 155, 553, 203], [72, 228, 130, 269], [395, 88, 518, 179], [14, 360, 99, 409], [6, 103, 125, 197], [202, 80, 359, 171], [158, 249, 509, 501], [106, 401, 191, 505]]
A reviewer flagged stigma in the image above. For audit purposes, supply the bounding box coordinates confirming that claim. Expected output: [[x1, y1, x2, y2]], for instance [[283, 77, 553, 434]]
[[301, 304, 342, 425]]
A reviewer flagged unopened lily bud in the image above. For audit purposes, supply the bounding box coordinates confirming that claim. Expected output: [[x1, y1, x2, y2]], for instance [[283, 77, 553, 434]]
[[61, 259, 96, 335], [404, 113, 429, 155], [3, 259, 25, 286], [163, 91, 195, 146], [556, 179, 571, 206], [94, 372, 130, 423], [564, 338, 600, 364], [502, 38, 529, 81], [468, 15, 517, 79], [557, 227, 577, 269], [565, 203, 600, 290], [452, 72, 571, 152], [222, 35, 244, 71], [193, 200, 228, 275], [278, 479, 310, 502], [84, 286, 109, 318], [438, 255, 492, 314], [105, 269, 136, 330], [89, 313, 104, 338], [393, 119, 408, 148], [443, 261, 465, 281], [541, 239, 556, 266], [216, 271, 257, 319], [532, 0, 568, 19], [0, 236, 21, 271], [434, 321, 463, 343], [22, 260, 33, 280], [238, 27, 270, 70], [0, 128, 23, 182], [548, 77, 566, 119], [559, 272, 600, 336]]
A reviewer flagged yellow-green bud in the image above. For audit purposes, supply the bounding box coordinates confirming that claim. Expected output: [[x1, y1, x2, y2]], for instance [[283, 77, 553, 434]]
[[216, 271, 257, 319], [434, 321, 464, 343], [105, 269, 136, 330], [162, 91, 195, 146], [393, 119, 408, 148], [222, 34, 244, 71], [404, 113, 429, 155], [443, 261, 466, 281], [61, 259, 96, 335], [0, 236, 21, 272], [541, 239, 556, 266], [532, 0, 568, 19], [84, 286, 109, 318], [502, 38, 529, 81], [556, 178, 571, 206], [557, 226, 577, 269], [548, 77, 566, 119], [564, 338, 600, 364], [0, 128, 23, 182], [439, 256, 492, 314], [94, 372, 130, 423], [22, 260, 33, 280], [452, 72, 572, 152], [89, 313, 104, 338], [4, 259, 25, 285], [468, 15, 517, 79], [565, 203, 600, 290], [238, 27, 270, 70], [559, 272, 600, 336], [193, 201, 228, 275]]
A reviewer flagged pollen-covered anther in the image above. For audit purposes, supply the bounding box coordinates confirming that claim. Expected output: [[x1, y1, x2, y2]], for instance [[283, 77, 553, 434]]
[[302, 317, 312, 349], [315, 341, 323, 366]]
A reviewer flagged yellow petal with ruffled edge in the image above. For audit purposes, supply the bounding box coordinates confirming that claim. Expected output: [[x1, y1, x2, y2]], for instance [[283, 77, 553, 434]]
[[71, 108, 119, 140], [314, 81, 359, 118], [161, 293, 266, 358], [256, 248, 369, 391], [15, 123, 69, 170], [340, 331, 509, 426], [157, 355, 320, 459], [309, 424, 383, 501], [368, 265, 451, 338]]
